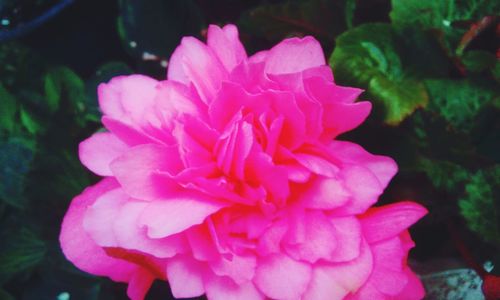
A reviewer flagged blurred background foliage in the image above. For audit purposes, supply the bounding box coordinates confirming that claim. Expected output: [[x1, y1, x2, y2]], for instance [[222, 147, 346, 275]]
[[0, 0, 498, 299]]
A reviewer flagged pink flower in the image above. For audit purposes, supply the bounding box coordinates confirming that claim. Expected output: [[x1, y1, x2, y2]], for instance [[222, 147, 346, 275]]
[[60, 24, 427, 300]]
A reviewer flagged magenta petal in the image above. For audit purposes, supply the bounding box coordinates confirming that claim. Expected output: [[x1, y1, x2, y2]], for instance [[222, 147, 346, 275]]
[[360, 201, 427, 243], [303, 239, 373, 300], [167, 37, 228, 104], [79, 132, 129, 176], [207, 24, 247, 72], [299, 176, 350, 210], [138, 193, 227, 238], [322, 101, 372, 138], [393, 268, 426, 300], [264, 36, 325, 74], [60, 178, 138, 282], [209, 254, 257, 284], [205, 274, 264, 300], [98, 75, 159, 122], [254, 253, 312, 299], [113, 201, 188, 258], [102, 116, 160, 146], [329, 141, 398, 189], [166, 256, 207, 298], [127, 269, 155, 300], [109, 144, 183, 200]]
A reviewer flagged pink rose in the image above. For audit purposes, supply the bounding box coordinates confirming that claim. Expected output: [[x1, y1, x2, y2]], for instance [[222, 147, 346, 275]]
[[60, 24, 427, 300]]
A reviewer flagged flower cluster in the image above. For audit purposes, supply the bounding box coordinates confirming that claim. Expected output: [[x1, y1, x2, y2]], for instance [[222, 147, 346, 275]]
[[60, 24, 427, 300]]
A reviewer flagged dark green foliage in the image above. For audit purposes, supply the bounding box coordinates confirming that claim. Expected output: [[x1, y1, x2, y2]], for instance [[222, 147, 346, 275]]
[[459, 166, 500, 246]]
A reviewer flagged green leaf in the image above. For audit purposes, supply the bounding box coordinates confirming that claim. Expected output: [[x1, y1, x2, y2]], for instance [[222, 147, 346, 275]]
[[459, 165, 500, 246], [0, 138, 34, 208], [461, 50, 497, 73], [20, 107, 46, 135], [0, 227, 46, 283], [330, 23, 428, 125], [390, 0, 500, 30], [43, 71, 62, 114], [0, 83, 17, 133], [425, 79, 499, 132], [239, 0, 347, 44], [418, 158, 469, 192]]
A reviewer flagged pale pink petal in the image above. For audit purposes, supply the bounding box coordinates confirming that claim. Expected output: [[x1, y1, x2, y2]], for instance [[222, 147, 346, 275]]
[[303, 240, 373, 299], [113, 201, 189, 258], [254, 253, 312, 299], [209, 254, 257, 284], [98, 75, 159, 122], [82, 188, 128, 247], [333, 165, 383, 215], [293, 152, 339, 177], [109, 144, 183, 200], [167, 37, 228, 104], [205, 274, 264, 300], [127, 269, 155, 300], [298, 176, 350, 210], [139, 192, 227, 238], [102, 116, 160, 146], [59, 178, 138, 282], [264, 36, 325, 74], [248, 50, 268, 63], [328, 216, 362, 262], [360, 202, 428, 243], [257, 220, 288, 255], [207, 24, 247, 72], [284, 210, 337, 263], [79, 132, 129, 176], [166, 256, 207, 298], [329, 141, 398, 189]]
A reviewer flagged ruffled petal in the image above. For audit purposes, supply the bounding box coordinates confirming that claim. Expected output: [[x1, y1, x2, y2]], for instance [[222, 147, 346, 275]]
[[207, 24, 247, 72], [167, 37, 228, 104], [79, 132, 129, 176], [127, 269, 155, 300], [166, 255, 207, 298], [254, 253, 312, 299], [205, 274, 264, 300], [264, 36, 325, 74], [60, 178, 138, 282], [360, 201, 427, 243]]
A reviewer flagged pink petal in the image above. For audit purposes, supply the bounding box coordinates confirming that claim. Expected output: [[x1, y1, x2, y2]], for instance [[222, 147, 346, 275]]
[[391, 268, 425, 300], [284, 210, 337, 263], [98, 75, 159, 122], [360, 201, 428, 243], [264, 36, 326, 74], [186, 224, 220, 261], [298, 176, 350, 210], [207, 24, 247, 72], [321, 101, 372, 139], [293, 152, 339, 177], [79, 132, 129, 176], [166, 256, 207, 298], [329, 216, 362, 262], [59, 178, 138, 282], [109, 144, 183, 201], [254, 253, 312, 299], [205, 274, 264, 300], [209, 254, 257, 284], [167, 37, 228, 104], [303, 239, 373, 300], [102, 116, 160, 146], [333, 165, 383, 215], [82, 188, 128, 247], [113, 201, 189, 258], [127, 269, 155, 300], [304, 76, 363, 104], [329, 141, 398, 189], [138, 192, 227, 238]]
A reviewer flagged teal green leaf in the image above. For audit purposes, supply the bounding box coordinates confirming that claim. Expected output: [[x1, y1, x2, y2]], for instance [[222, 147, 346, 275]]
[[390, 0, 500, 30], [461, 50, 497, 73], [330, 23, 428, 125], [418, 158, 469, 192], [0, 227, 46, 283], [425, 79, 499, 132], [459, 165, 500, 246], [0, 138, 34, 208], [239, 0, 347, 43], [0, 83, 17, 133]]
